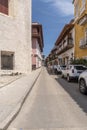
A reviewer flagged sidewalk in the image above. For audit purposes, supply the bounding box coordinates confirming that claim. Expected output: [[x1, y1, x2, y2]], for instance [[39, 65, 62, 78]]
[[0, 75, 22, 89], [0, 68, 41, 130]]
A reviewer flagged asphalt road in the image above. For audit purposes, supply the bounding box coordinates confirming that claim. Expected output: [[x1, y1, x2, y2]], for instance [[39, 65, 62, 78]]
[[55, 74, 87, 114], [7, 67, 87, 130]]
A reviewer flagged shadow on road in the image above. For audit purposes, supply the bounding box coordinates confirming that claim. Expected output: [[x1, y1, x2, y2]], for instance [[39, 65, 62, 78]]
[[46, 68, 55, 75], [55, 76, 87, 114]]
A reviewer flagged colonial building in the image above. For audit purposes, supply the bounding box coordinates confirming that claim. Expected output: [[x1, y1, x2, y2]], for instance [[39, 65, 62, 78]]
[[73, 0, 87, 59], [55, 22, 74, 65], [49, 46, 58, 66], [32, 23, 44, 70], [46, 21, 75, 66], [0, 0, 31, 74]]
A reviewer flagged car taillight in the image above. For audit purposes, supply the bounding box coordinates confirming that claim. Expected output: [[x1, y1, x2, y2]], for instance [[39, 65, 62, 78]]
[[72, 69, 74, 73]]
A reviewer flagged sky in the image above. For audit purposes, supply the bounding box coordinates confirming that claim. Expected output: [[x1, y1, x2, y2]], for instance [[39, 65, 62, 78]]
[[32, 0, 74, 57]]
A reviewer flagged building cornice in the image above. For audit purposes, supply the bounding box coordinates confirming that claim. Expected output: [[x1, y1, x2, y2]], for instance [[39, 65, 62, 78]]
[[55, 24, 74, 46]]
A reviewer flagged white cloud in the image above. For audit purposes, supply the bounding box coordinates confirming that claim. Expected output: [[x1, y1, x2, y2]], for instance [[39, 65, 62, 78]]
[[40, 0, 74, 16]]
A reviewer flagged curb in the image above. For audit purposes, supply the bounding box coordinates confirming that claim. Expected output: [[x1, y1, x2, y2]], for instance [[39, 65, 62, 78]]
[[0, 75, 24, 89], [0, 69, 41, 130]]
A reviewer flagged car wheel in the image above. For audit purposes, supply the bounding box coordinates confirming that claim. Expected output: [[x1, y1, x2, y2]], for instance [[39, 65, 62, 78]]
[[79, 79, 87, 95], [67, 74, 71, 82]]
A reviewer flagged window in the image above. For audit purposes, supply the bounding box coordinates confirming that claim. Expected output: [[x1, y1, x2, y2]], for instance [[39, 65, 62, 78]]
[[74, 65, 87, 70], [0, 0, 8, 15], [32, 65, 36, 70], [1, 51, 14, 70]]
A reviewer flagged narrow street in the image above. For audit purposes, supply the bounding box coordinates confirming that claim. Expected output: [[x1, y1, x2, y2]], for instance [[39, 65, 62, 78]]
[[8, 67, 87, 130]]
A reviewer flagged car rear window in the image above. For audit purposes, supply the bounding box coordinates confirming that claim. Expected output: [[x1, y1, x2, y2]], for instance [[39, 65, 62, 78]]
[[74, 66, 87, 70], [60, 65, 66, 68]]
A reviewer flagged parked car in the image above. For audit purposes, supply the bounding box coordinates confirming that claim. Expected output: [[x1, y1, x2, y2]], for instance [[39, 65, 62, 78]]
[[56, 65, 66, 74], [53, 65, 58, 74], [61, 65, 87, 82], [78, 71, 87, 94]]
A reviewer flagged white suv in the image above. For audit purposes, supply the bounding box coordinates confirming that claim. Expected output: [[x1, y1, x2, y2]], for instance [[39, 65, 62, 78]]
[[79, 71, 87, 94], [56, 65, 66, 74], [62, 65, 87, 82]]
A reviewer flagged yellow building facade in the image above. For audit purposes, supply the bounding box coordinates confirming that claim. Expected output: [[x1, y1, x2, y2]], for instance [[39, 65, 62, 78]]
[[73, 0, 87, 59]]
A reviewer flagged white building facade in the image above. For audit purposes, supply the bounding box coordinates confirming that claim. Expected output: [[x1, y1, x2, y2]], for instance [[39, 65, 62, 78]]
[[0, 0, 31, 74]]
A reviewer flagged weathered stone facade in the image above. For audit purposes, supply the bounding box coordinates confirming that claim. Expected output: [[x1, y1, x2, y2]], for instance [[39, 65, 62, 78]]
[[0, 0, 31, 74]]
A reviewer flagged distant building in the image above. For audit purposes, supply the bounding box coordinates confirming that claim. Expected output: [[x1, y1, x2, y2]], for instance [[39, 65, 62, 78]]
[[0, 0, 31, 74], [32, 23, 44, 70], [73, 0, 87, 59], [55, 22, 75, 65], [42, 55, 45, 66], [46, 21, 75, 66]]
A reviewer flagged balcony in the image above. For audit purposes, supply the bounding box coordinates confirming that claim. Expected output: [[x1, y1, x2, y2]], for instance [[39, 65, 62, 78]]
[[32, 31, 40, 37], [79, 38, 87, 49], [78, 14, 87, 25], [57, 38, 74, 55]]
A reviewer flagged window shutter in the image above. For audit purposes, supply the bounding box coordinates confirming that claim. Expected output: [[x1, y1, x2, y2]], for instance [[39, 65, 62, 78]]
[[0, 0, 8, 15]]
